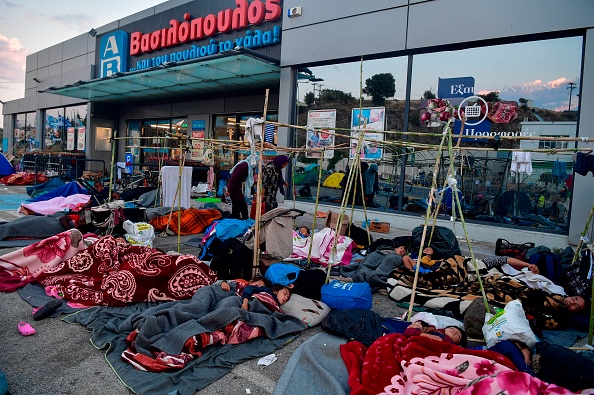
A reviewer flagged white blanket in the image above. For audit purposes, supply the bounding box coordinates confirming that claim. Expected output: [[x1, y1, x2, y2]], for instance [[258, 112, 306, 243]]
[[501, 263, 566, 295], [292, 228, 355, 266]]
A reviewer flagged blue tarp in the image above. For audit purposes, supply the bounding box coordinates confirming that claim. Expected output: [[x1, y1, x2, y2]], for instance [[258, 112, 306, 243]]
[[0, 155, 15, 177], [26, 178, 65, 197], [28, 181, 88, 202]]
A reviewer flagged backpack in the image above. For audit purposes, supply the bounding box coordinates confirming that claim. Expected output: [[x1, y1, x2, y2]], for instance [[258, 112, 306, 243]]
[[321, 308, 382, 347], [412, 225, 461, 259]]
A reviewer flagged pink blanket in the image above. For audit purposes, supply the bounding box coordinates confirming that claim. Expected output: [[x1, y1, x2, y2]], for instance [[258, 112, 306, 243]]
[[19, 194, 90, 215], [0, 229, 88, 291], [292, 228, 355, 266]]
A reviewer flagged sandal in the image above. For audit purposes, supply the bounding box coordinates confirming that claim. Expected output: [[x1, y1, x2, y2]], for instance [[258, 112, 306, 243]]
[[18, 321, 36, 336], [33, 299, 64, 321]]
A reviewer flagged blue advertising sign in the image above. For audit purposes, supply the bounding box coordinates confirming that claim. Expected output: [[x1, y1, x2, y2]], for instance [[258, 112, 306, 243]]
[[438, 77, 475, 99], [99, 30, 129, 77], [454, 119, 491, 143], [192, 120, 206, 131], [125, 152, 133, 175]]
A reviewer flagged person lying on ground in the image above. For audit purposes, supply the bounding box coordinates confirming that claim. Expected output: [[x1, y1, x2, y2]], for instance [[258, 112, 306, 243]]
[[403, 246, 539, 274], [404, 320, 467, 346], [296, 226, 310, 238], [390, 255, 588, 330], [487, 339, 535, 375], [241, 283, 291, 311], [218, 275, 269, 295]]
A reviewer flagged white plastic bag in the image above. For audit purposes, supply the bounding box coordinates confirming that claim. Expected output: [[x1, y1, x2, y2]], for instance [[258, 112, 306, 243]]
[[482, 299, 538, 348], [123, 220, 155, 248]]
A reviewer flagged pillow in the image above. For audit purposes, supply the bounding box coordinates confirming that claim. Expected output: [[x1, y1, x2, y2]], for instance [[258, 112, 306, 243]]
[[282, 293, 330, 327]]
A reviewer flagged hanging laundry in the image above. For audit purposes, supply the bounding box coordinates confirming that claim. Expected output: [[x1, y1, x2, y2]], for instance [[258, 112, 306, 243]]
[[510, 151, 532, 176], [264, 123, 275, 143], [245, 117, 264, 158], [552, 160, 568, 182], [574, 152, 594, 176]]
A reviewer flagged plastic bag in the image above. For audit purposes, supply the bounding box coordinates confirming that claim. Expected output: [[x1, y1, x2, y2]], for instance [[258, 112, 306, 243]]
[[482, 299, 538, 348], [123, 220, 155, 248]]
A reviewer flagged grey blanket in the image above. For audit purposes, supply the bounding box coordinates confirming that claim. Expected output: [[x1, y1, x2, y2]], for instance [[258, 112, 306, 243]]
[[274, 332, 349, 395], [336, 249, 403, 291], [0, 213, 67, 240], [120, 283, 307, 357], [65, 283, 306, 395]]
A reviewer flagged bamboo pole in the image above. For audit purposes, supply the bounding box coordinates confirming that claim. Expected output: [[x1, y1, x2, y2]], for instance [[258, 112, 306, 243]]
[[306, 157, 324, 266], [406, 122, 450, 321], [107, 130, 117, 203], [252, 89, 269, 278]]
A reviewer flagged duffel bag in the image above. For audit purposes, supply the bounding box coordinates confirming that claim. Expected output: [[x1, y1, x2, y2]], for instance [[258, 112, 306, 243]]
[[321, 280, 372, 310]]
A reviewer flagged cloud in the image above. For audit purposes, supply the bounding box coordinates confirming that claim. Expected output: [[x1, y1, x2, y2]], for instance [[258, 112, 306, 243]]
[[0, 34, 28, 82], [0, 1, 19, 8], [48, 13, 98, 32]]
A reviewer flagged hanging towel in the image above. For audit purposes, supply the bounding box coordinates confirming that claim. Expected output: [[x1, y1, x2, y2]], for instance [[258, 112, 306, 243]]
[[510, 151, 532, 176], [161, 166, 193, 208], [207, 166, 215, 191], [264, 123, 275, 143], [552, 160, 568, 182], [245, 118, 264, 158], [574, 152, 594, 176]]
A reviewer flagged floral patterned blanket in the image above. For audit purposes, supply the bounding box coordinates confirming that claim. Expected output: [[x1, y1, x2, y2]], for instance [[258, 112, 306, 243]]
[[341, 334, 592, 395], [0, 229, 218, 306]]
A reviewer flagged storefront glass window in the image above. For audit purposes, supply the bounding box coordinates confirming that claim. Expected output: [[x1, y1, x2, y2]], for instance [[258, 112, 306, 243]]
[[65, 105, 87, 151], [292, 57, 408, 206], [45, 108, 65, 152], [293, 36, 582, 234], [407, 36, 582, 233], [13, 112, 37, 156]]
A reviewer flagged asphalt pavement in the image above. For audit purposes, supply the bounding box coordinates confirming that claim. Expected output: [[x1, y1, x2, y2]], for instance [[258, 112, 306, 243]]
[[0, 185, 497, 395]]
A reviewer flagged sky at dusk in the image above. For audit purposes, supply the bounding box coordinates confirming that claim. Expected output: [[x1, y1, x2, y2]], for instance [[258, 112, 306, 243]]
[[0, 0, 165, 127]]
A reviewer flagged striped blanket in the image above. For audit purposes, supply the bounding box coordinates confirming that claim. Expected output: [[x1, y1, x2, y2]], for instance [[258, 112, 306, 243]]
[[149, 208, 221, 235]]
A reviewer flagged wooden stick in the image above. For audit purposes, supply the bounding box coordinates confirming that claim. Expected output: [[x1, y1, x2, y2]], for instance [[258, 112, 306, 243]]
[[252, 89, 269, 278], [306, 157, 324, 266]]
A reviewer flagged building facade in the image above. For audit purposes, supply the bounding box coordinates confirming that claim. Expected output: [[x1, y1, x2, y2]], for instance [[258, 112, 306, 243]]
[[3, 0, 594, 247]]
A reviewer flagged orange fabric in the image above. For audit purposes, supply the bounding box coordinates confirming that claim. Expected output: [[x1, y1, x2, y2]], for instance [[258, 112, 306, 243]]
[[149, 208, 222, 235]]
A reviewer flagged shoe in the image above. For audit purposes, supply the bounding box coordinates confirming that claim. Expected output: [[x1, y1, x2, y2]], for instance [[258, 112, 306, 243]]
[[33, 299, 64, 321], [18, 321, 36, 336]]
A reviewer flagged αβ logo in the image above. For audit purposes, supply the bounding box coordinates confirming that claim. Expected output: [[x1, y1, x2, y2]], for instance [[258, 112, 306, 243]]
[[99, 30, 129, 77]]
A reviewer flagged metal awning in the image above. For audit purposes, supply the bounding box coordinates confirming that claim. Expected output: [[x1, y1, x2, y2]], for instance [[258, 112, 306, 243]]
[[45, 49, 280, 103]]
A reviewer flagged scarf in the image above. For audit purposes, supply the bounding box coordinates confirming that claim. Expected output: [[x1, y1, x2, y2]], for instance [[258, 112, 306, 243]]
[[229, 155, 260, 198]]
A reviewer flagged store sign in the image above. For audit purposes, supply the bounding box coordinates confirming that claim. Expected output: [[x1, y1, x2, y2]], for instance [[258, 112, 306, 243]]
[[77, 127, 86, 151], [129, 0, 282, 55], [438, 77, 475, 98], [99, 31, 129, 77], [67, 127, 75, 150], [350, 107, 385, 159], [191, 120, 206, 160]]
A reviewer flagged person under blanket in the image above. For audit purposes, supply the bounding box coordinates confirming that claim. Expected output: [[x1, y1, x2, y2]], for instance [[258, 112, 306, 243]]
[[406, 246, 539, 274], [218, 275, 269, 295], [488, 339, 535, 376], [404, 320, 467, 346], [241, 283, 291, 312]]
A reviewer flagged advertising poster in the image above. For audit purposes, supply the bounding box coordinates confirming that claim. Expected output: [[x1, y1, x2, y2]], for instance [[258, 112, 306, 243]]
[[350, 107, 385, 159], [306, 109, 336, 158], [67, 127, 75, 150], [191, 120, 206, 160], [77, 127, 86, 151]]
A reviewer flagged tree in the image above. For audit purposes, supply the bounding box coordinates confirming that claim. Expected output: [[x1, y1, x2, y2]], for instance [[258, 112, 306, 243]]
[[479, 91, 500, 102], [423, 90, 436, 99], [304, 92, 315, 107], [319, 89, 356, 105], [363, 73, 395, 105]]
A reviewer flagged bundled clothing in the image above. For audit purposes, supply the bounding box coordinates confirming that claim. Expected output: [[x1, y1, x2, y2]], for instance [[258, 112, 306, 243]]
[[227, 155, 259, 219], [261, 155, 289, 212]]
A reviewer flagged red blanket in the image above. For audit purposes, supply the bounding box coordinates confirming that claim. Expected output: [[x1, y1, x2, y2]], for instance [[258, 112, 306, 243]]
[[36, 235, 217, 306], [0, 172, 47, 185], [341, 334, 516, 395]]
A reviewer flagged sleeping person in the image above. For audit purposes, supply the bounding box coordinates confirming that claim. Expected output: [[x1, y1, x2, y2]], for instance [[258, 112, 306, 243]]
[[404, 320, 467, 346]]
